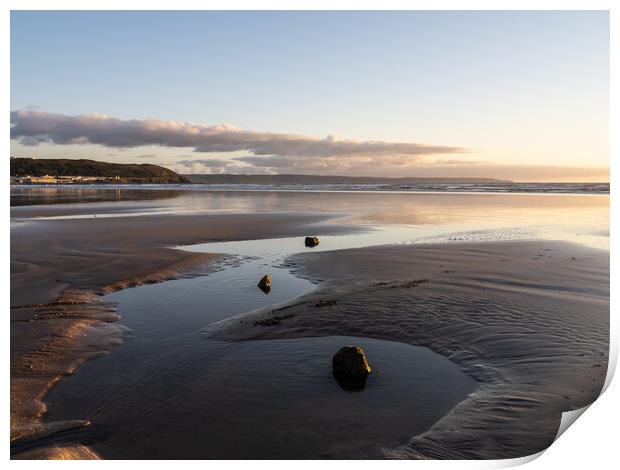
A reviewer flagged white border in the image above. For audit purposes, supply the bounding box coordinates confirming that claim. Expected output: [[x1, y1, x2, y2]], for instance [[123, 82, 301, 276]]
[[3, 2, 615, 469]]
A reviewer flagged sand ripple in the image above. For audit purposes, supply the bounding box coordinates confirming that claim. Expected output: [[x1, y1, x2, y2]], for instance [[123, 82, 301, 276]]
[[210, 240, 609, 459]]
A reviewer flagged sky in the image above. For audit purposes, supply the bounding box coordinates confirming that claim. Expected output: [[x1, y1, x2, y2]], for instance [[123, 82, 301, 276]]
[[10, 10, 609, 181]]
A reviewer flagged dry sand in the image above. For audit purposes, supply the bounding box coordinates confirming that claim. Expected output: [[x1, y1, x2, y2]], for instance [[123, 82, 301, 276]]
[[209, 240, 609, 459]]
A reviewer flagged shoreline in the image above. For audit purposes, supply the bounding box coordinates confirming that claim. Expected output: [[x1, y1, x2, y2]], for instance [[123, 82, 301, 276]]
[[10, 183, 611, 197]]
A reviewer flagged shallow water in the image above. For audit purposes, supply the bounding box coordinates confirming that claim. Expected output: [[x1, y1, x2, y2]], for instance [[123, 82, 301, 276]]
[[46, 334, 476, 459], [42, 232, 478, 458], [12, 188, 609, 250], [44, 249, 476, 458], [106, 258, 316, 338]]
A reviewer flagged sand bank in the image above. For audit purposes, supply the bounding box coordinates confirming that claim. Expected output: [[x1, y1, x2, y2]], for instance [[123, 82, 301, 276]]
[[209, 240, 609, 459]]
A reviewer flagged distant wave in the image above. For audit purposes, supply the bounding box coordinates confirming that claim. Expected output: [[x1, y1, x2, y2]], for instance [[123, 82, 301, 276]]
[[10, 182, 609, 194], [191, 182, 609, 194]]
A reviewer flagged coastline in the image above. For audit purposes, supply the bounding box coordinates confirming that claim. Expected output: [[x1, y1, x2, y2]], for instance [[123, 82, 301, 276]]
[[10, 182, 611, 196]]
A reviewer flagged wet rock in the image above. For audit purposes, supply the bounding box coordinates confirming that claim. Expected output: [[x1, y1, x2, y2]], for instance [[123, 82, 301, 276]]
[[305, 236, 320, 247], [333, 371, 369, 392], [332, 346, 371, 376], [332, 346, 371, 392], [257, 274, 271, 293]]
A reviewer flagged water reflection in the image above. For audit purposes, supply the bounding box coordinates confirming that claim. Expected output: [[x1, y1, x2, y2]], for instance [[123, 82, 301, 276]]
[[12, 188, 609, 251], [46, 335, 476, 459], [10, 187, 182, 206]]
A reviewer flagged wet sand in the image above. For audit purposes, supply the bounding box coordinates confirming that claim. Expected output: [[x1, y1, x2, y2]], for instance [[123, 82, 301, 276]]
[[210, 240, 609, 459], [10, 189, 609, 459], [10, 206, 357, 458]]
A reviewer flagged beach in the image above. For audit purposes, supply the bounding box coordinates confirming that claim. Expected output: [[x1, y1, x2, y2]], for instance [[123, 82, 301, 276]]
[[11, 204, 355, 457], [10, 188, 609, 459], [212, 240, 608, 459]]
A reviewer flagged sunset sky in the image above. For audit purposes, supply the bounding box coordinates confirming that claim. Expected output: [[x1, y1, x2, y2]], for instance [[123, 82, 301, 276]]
[[10, 10, 609, 181]]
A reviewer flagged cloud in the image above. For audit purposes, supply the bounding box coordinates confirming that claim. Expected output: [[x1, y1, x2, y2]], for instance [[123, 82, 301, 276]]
[[231, 154, 451, 174], [178, 158, 231, 168], [432, 159, 484, 165], [10, 110, 465, 162], [176, 158, 264, 175], [172, 155, 478, 176]]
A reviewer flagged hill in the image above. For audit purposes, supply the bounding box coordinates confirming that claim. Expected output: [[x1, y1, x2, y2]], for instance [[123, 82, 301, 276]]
[[11, 158, 190, 184]]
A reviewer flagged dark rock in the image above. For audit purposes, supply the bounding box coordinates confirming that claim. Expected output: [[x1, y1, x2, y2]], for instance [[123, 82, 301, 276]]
[[333, 369, 369, 392], [332, 346, 371, 377], [305, 236, 320, 247], [332, 346, 371, 392], [257, 274, 271, 293]]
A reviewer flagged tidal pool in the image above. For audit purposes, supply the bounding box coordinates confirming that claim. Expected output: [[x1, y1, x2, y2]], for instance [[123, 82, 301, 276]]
[[45, 332, 476, 459], [43, 234, 476, 458]]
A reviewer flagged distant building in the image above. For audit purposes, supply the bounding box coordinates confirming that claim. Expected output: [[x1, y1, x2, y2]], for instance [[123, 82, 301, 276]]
[[25, 175, 58, 184], [10, 175, 127, 185]]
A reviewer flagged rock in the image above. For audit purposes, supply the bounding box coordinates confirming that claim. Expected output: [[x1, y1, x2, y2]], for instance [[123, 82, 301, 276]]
[[333, 371, 368, 392], [257, 274, 271, 293], [332, 346, 371, 376], [305, 236, 320, 247], [332, 346, 371, 392]]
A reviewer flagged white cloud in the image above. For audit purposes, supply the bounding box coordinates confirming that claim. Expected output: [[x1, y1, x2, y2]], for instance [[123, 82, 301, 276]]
[[10, 110, 465, 162]]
